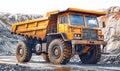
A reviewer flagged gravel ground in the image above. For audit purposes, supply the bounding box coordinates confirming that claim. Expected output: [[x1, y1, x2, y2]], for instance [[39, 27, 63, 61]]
[[0, 56, 120, 71], [0, 64, 55, 71]]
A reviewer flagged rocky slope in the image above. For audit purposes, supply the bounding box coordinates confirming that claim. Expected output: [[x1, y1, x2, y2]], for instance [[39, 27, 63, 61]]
[[0, 13, 42, 55], [99, 6, 120, 63]]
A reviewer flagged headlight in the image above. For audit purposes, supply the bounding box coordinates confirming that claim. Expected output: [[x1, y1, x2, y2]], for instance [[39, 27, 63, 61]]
[[78, 34, 80, 37], [74, 34, 77, 37], [74, 34, 81, 38]]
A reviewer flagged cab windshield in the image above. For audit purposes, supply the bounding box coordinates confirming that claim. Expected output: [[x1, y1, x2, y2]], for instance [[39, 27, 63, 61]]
[[70, 14, 98, 27], [70, 14, 84, 26], [86, 16, 98, 27]]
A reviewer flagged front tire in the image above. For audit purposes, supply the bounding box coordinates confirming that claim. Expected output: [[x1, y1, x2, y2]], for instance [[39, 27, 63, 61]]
[[79, 46, 101, 64], [16, 41, 32, 63], [48, 39, 71, 64]]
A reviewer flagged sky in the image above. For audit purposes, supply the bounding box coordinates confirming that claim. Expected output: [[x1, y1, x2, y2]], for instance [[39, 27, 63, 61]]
[[0, 0, 119, 15]]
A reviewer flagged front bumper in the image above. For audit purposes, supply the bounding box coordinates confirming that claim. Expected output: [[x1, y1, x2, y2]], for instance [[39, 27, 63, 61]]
[[72, 40, 107, 45]]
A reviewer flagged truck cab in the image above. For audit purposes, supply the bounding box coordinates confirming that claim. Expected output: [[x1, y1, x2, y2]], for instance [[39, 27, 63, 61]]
[[47, 8, 106, 44]]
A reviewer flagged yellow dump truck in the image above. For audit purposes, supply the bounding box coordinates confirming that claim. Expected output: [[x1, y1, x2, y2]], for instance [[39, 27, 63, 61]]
[[11, 8, 106, 64]]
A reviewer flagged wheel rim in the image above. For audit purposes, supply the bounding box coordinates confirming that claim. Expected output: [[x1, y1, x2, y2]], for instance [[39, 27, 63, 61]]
[[51, 44, 61, 59], [35, 44, 41, 52], [18, 45, 24, 57], [19, 48, 23, 56]]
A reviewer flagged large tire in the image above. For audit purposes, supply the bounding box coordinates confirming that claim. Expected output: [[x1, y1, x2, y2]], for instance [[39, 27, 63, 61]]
[[79, 46, 101, 64], [16, 41, 32, 63], [41, 53, 50, 62], [48, 39, 71, 64]]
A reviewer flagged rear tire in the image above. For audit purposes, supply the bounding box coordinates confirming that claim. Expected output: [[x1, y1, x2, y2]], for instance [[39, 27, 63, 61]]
[[16, 41, 32, 63], [48, 39, 71, 64], [79, 46, 101, 64]]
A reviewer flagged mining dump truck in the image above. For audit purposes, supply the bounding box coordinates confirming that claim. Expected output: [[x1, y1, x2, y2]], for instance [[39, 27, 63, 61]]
[[11, 8, 106, 64]]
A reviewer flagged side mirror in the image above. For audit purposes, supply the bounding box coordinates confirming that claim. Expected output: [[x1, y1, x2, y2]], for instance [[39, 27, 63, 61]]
[[102, 22, 106, 28]]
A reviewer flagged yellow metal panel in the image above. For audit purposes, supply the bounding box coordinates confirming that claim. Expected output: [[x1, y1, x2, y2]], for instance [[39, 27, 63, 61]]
[[67, 8, 106, 15], [11, 17, 49, 40], [27, 23, 36, 28], [58, 24, 65, 33], [45, 8, 106, 16], [17, 24, 26, 30], [13, 18, 48, 26], [16, 26, 47, 33], [46, 10, 60, 17]]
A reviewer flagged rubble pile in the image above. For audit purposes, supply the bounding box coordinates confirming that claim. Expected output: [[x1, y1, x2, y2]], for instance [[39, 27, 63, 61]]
[[0, 13, 42, 55], [99, 6, 120, 64]]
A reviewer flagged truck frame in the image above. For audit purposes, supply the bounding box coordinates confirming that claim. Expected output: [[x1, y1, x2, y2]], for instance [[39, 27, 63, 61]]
[[11, 8, 106, 64]]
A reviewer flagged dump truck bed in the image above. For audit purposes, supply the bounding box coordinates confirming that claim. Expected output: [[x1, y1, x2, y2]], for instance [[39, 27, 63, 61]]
[[11, 18, 49, 40]]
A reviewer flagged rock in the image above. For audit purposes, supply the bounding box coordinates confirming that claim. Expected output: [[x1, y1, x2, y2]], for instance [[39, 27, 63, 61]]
[[107, 6, 120, 14], [70, 55, 81, 63], [99, 6, 120, 63]]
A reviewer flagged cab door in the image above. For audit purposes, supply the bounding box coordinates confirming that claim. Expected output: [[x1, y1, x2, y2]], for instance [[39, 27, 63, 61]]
[[57, 15, 68, 33]]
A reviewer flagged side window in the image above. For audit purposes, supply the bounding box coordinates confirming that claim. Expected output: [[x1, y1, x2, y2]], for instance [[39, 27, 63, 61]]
[[59, 16, 68, 24]]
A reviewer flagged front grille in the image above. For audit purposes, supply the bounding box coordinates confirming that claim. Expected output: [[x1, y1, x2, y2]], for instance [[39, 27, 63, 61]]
[[82, 29, 98, 40]]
